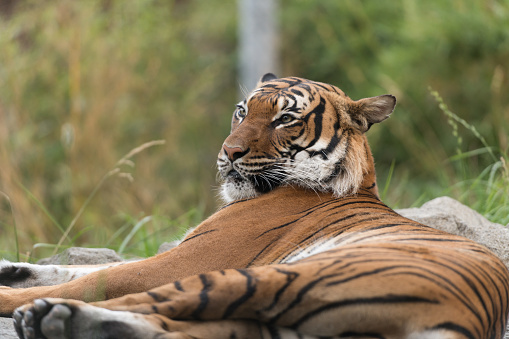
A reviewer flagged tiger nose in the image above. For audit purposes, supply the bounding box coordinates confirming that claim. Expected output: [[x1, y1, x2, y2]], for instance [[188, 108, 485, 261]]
[[222, 145, 247, 162]]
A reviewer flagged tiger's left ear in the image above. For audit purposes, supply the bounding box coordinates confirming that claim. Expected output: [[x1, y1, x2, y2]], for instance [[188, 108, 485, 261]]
[[350, 95, 396, 132], [255, 73, 278, 89]]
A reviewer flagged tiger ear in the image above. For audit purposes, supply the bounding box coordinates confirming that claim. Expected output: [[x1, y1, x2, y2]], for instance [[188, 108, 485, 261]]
[[349, 95, 396, 132], [255, 73, 278, 89]]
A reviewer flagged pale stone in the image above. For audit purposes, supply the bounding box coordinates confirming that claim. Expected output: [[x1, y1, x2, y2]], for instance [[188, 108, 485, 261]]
[[37, 247, 123, 265]]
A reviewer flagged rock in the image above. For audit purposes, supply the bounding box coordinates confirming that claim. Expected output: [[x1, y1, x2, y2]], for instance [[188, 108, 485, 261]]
[[397, 196, 509, 267], [0, 317, 17, 339], [157, 240, 180, 254], [37, 247, 123, 265]]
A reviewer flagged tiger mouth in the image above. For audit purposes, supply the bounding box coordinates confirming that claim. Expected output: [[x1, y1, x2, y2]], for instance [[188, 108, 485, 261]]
[[227, 170, 244, 181], [226, 168, 283, 194], [251, 175, 281, 194]]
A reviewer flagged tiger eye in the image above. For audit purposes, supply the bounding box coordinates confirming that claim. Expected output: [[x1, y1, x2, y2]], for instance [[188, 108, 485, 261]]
[[280, 114, 293, 123], [237, 108, 246, 118]]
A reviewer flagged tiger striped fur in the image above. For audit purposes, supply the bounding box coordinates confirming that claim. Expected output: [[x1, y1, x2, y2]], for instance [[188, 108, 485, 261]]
[[6, 75, 509, 339]]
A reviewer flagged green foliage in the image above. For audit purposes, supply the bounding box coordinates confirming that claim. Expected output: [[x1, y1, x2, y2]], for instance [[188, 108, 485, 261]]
[[429, 90, 509, 225], [0, 0, 508, 260], [0, 0, 236, 259]]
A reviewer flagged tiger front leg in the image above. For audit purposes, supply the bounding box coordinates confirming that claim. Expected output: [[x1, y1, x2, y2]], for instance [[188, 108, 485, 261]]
[[18, 262, 347, 339], [13, 298, 315, 339], [89, 263, 345, 337]]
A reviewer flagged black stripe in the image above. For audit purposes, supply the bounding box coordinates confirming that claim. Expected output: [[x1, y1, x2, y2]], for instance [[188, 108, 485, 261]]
[[173, 280, 184, 292], [432, 322, 476, 339], [289, 198, 345, 216], [339, 332, 385, 339], [325, 133, 351, 182], [320, 121, 342, 159], [326, 265, 403, 287], [147, 291, 168, 302], [291, 295, 439, 329], [247, 241, 277, 267], [290, 88, 303, 97], [254, 218, 301, 240], [222, 270, 257, 318], [277, 78, 303, 87], [365, 182, 377, 189], [190, 274, 212, 320], [219, 198, 253, 210], [266, 324, 282, 339], [269, 272, 341, 324], [304, 97, 326, 151], [314, 83, 334, 91], [282, 93, 296, 105], [260, 268, 300, 313], [391, 237, 473, 243], [180, 229, 218, 244]]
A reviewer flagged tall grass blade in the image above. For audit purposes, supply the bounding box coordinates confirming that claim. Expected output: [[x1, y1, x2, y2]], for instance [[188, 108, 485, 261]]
[[0, 191, 20, 261], [52, 140, 166, 255], [118, 216, 153, 254], [14, 181, 69, 240], [429, 88, 497, 162], [381, 159, 396, 201], [52, 168, 120, 255]]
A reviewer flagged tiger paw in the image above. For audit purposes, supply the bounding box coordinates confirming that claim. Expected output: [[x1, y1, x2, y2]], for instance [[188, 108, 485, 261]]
[[0, 261, 35, 288], [13, 299, 72, 339], [0, 260, 67, 288], [13, 298, 172, 339]]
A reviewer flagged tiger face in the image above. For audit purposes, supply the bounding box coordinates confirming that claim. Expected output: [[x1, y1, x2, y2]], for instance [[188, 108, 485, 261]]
[[217, 74, 396, 203]]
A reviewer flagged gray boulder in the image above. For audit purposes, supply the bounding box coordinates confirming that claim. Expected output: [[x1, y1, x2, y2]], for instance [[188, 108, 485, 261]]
[[157, 240, 181, 254], [37, 247, 123, 265]]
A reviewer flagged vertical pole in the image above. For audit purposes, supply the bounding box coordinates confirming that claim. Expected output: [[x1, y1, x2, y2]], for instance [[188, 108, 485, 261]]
[[238, 0, 279, 92]]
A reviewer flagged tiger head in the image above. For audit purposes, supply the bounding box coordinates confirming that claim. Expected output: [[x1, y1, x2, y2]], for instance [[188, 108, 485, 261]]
[[217, 74, 396, 203]]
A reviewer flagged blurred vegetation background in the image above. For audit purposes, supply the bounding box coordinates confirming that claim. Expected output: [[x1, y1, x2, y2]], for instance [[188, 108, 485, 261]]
[[0, 0, 508, 261]]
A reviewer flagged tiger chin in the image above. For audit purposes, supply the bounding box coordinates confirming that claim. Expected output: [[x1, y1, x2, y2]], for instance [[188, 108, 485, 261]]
[[3, 74, 509, 339], [218, 73, 396, 203]]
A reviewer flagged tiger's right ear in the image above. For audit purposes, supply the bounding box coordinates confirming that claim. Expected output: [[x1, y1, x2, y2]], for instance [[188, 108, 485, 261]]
[[255, 73, 278, 88], [349, 95, 396, 132]]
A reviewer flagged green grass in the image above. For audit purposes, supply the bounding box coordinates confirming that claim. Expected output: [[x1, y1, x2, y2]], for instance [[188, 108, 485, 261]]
[[1, 140, 203, 262], [379, 90, 509, 227], [429, 90, 509, 225]]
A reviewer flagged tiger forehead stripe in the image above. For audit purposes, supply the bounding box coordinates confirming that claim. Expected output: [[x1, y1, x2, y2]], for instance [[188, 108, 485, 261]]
[[277, 91, 308, 114], [251, 85, 325, 118]]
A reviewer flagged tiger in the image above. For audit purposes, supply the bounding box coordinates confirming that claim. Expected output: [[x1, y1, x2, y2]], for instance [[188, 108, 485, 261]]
[[1, 74, 508, 339]]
